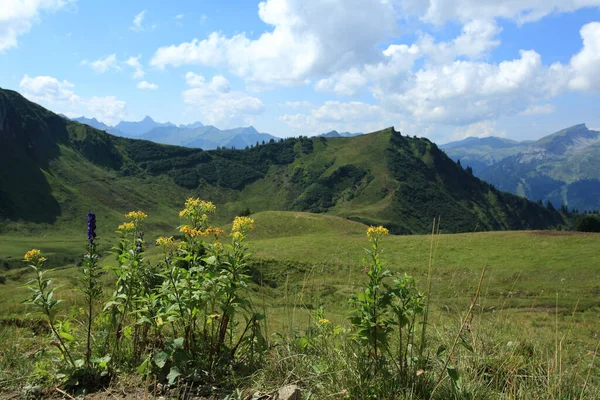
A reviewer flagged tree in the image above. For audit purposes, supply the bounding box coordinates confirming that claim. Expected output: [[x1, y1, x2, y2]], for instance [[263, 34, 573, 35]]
[[575, 215, 600, 232]]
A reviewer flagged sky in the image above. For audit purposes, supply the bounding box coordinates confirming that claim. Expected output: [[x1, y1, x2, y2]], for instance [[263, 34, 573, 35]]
[[1, 0, 600, 143]]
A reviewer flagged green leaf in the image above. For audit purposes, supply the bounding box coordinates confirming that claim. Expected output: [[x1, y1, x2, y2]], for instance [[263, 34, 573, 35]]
[[137, 357, 150, 374], [171, 337, 184, 350], [167, 366, 182, 385], [447, 366, 462, 390], [153, 351, 169, 369]]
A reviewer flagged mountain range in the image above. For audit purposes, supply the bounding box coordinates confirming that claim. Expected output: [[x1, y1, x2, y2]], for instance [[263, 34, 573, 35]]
[[441, 124, 600, 210], [0, 87, 568, 235], [70, 115, 278, 150]]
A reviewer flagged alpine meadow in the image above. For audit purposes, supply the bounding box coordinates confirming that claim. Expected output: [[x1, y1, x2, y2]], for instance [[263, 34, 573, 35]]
[[1, 1, 600, 399]]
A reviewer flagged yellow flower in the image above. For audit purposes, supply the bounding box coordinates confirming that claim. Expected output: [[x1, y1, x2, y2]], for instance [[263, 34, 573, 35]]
[[125, 211, 148, 221], [179, 198, 216, 220], [156, 236, 174, 250], [366, 226, 389, 242], [156, 316, 164, 326], [231, 231, 244, 240], [24, 249, 46, 263], [231, 216, 254, 234], [213, 241, 222, 249], [117, 222, 135, 232], [318, 318, 330, 324], [179, 225, 202, 237]]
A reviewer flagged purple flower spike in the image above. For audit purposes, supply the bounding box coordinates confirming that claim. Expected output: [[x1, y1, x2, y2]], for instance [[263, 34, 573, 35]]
[[87, 212, 97, 245]]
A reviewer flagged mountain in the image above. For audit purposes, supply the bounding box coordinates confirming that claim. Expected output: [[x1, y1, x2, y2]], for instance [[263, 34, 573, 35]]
[[141, 125, 279, 150], [0, 87, 569, 236], [113, 116, 176, 138], [441, 124, 600, 210], [479, 124, 600, 210], [68, 116, 277, 150], [319, 130, 363, 138], [179, 121, 204, 129], [440, 136, 530, 175], [72, 116, 110, 131]]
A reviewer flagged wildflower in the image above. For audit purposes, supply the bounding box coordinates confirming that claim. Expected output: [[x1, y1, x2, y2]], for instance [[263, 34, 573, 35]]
[[179, 198, 216, 222], [156, 236, 174, 251], [231, 231, 244, 240], [87, 212, 97, 245], [366, 226, 389, 242], [24, 249, 46, 263], [179, 225, 201, 237], [231, 216, 254, 234], [205, 226, 224, 238], [156, 317, 164, 327], [212, 241, 222, 249], [125, 211, 148, 222], [117, 222, 135, 232], [318, 318, 330, 324]]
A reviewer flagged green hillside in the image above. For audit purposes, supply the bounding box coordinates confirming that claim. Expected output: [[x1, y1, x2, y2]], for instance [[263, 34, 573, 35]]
[[0, 88, 568, 238]]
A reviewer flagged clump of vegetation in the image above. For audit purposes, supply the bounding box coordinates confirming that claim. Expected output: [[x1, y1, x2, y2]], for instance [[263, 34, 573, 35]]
[[2, 202, 598, 399]]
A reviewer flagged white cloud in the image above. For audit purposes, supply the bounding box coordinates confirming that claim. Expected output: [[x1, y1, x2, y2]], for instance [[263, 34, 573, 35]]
[[125, 55, 145, 79], [280, 101, 315, 109], [151, 0, 399, 87], [280, 100, 405, 135], [19, 74, 78, 108], [137, 80, 158, 90], [315, 68, 369, 96], [451, 120, 504, 140], [182, 72, 265, 128], [0, 0, 73, 54], [400, 0, 600, 25], [518, 104, 556, 116], [568, 22, 600, 91], [175, 14, 184, 19], [19, 74, 126, 125], [82, 54, 120, 73], [85, 96, 126, 125], [131, 10, 146, 32]]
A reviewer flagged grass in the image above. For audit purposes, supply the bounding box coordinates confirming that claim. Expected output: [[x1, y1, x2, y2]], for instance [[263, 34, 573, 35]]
[[1, 211, 599, 398]]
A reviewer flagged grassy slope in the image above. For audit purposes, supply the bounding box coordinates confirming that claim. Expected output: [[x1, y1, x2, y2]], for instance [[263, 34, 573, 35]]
[[0, 88, 569, 240]]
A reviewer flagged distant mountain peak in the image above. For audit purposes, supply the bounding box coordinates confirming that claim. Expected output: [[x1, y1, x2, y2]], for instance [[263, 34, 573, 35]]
[[142, 115, 154, 122]]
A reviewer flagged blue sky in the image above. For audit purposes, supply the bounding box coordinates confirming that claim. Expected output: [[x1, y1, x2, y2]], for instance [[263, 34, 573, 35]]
[[1, 0, 600, 143]]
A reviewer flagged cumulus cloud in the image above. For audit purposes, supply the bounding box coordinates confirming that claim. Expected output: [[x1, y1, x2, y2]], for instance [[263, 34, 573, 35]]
[[147, 0, 600, 134], [0, 0, 74, 54], [19, 74, 126, 125], [125, 55, 145, 79], [137, 80, 158, 90], [568, 22, 600, 91], [151, 0, 399, 87], [182, 72, 264, 128], [280, 101, 404, 135], [451, 120, 505, 140], [81, 54, 120, 73]]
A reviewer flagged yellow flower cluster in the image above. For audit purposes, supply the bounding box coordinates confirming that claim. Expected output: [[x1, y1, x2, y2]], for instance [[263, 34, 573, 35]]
[[366, 226, 389, 242], [24, 249, 46, 263], [117, 222, 135, 232], [179, 225, 224, 238], [179, 198, 216, 219], [125, 211, 148, 221], [156, 236, 174, 248], [318, 318, 330, 324], [232, 216, 254, 234]]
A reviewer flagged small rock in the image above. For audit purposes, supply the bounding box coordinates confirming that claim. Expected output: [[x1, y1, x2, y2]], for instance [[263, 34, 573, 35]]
[[275, 384, 301, 400]]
